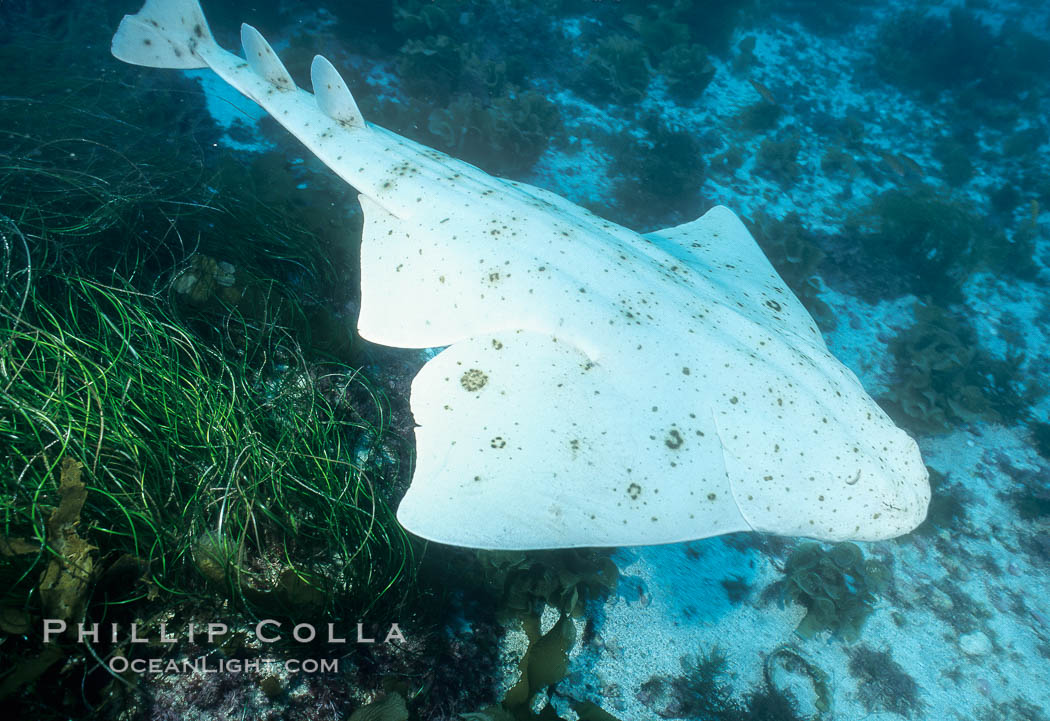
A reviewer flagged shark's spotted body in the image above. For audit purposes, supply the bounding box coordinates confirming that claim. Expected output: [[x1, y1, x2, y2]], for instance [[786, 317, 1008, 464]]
[[113, 0, 930, 549]]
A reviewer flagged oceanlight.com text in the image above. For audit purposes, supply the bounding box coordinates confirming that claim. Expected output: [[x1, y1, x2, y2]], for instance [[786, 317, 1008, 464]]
[[107, 656, 340, 675]]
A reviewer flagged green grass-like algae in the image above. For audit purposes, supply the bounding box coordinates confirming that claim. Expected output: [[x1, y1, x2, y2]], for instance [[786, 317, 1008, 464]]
[[0, 15, 418, 710]]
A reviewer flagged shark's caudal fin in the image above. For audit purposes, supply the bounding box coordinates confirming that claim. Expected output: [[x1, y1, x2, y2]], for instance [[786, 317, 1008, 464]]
[[111, 0, 215, 69]]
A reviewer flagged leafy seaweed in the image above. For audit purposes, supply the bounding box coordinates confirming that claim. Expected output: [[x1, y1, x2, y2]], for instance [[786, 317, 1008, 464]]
[[883, 304, 1040, 431], [660, 43, 717, 102], [782, 542, 889, 641], [0, 17, 418, 713], [755, 132, 803, 187], [915, 468, 970, 536], [874, 8, 998, 95], [575, 35, 651, 104], [845, 188, 1036, 302], [427, 90, 561, 175], [610, 116, 705, 228]]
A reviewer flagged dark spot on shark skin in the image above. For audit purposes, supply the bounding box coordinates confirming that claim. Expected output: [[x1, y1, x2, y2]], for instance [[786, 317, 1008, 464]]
[[627, 483, 642, 500], [193, 23, 204, 38], [460, 368, 488, 391], [143, 39, 152, 46]]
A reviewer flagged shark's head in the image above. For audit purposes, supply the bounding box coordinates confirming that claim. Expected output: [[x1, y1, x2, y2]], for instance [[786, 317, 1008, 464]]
[[729, 420, 930, 542]]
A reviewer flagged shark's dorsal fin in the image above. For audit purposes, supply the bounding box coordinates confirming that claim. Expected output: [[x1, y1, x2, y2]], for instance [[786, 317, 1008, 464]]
[[240, 23, 294, 90], [310, 55, 365, 129]]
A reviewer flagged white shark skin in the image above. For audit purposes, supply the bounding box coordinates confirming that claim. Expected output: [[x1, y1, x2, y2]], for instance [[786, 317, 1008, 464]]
[[112, 0, 930, 550]]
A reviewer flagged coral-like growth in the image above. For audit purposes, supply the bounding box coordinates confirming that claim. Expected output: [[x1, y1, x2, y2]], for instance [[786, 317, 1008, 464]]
[[628, 8, 690, 57], [663, 0, 756, 57], [397, 34, 465, 101], [882, 304, 1039, 431], [873, 6, 1050, 105], [674, 648, 735, 718], [933, 137, 975, 187], [639, 648, 734, 719], [915, 468, 970, 536], [733, 686, 806, 721], [883, 305, 989, 429], [848, 646, 924, 717], [610, 115, 705, 227], [476, 549, 619, 617], [781, 542, 889, 641], [874, 8, 998, 95], [820, 145, 860, 179], [734, 100, 783, 133], [754, 131, 803, 187], [660, 43, 716, 102], [1030, 422, 1050, 461], [771, 0, 876, 35], [845, 188, 1036, 302], [640, 646, 810, 721], [576, 34, 651, 103], [393, 0, 458, 40], [427, 90, 561, 175]]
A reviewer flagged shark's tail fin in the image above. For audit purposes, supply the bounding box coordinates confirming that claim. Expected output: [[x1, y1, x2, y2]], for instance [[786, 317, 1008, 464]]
[[111, 0, 215, 69]]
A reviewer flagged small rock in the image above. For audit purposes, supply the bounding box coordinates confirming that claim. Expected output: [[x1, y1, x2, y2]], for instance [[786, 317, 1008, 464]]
[[959, 631, 992, 656]]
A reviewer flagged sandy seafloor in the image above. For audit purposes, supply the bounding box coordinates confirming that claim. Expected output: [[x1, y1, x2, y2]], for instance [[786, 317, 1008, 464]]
[[182, 0, 1050, 719]]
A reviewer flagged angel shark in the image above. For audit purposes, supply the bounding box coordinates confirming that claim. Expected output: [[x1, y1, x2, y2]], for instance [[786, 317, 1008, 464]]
[[112, 0, 930, 550]]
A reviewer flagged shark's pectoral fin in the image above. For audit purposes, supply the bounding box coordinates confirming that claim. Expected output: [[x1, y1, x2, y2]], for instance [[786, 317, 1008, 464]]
[[646, 206, 825, 347], [356, 195, 548, 349], [398, 331, 751, 550]]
